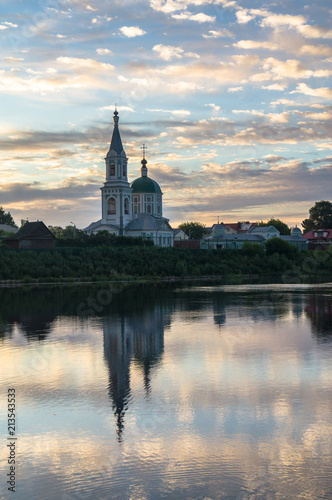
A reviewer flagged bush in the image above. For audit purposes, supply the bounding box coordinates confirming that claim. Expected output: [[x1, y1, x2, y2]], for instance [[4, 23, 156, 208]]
[[265, 237, 298, 259], [241, 242, 265, 257]]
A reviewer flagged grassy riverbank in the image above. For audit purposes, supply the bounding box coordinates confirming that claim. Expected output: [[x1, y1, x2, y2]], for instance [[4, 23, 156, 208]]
[[1, 244, 332, 284]]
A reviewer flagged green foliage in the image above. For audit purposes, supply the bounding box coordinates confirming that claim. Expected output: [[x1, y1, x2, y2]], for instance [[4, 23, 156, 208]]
[[265, 237, 298, 258], [302, 201, 332, 232], [0, 207, 17, 227], [241, 242, 265, 257], [178, 221, 207, 240], [258, 218, 290, 235]]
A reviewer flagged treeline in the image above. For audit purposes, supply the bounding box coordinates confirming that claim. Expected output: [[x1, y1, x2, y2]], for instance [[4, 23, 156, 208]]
[[0, 242, 332, 282]]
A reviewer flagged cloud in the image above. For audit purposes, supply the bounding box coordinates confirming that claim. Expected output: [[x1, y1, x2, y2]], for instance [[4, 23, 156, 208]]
[[260, 13, 306, 29], [297, 24, 332, 39], [120, 26, 147, 38], [234, 40, 279, 51], [172, 11, 215, 22], [291, 83, 332, 98], [300, 44, 332, 57], [205, 103, 220, 112], [56, 57, 114, 72], [203, 29, 234, 39], [96, 48, 112, 55], [152, 44, 199, 61], [262, 84, 286, 91], [147, 108, 191, 116], [228, 86, 243, 92], [0, 21, 17, 30], [235, 9, 254, 24]]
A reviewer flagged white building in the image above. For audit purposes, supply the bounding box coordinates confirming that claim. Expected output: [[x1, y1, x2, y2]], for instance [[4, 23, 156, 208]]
[[84, 110, 173, 247]]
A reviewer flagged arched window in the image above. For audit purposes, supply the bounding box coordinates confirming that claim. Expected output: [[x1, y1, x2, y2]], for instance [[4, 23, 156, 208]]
[[123, 164, 126, 177], [147, 204, 151, 214], [108, 197, 116, 214], [124, 197, 129, 215], [110, 163, 115, 176]]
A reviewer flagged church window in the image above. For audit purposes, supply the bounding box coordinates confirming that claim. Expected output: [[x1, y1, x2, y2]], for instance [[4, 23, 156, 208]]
[[123, 164, 126, 177], [147, 204, 151, 214], [110, 163, 115, 176], [157, 205, 161, 214], [133, 196, 138, 203], [147, 197, 151, 202], [108, 197, 116, 214], [124, 197, 129, 215], [134, 205, 138, 214]]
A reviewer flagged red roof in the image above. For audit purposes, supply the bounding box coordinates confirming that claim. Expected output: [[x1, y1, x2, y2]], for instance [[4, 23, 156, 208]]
[[303, 229, 332, 240]]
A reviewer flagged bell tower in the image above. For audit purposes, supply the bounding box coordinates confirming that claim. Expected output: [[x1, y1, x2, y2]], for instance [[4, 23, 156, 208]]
[[101, 109, 132, 234]]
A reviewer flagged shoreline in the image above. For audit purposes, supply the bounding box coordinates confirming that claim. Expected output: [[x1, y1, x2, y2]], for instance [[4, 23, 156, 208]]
[[1, 274, 332, 288]]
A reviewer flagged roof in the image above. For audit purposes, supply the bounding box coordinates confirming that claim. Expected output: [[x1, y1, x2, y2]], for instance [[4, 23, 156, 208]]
[[131, 176, 162, 194], [7, 222, 56, 240], [248, 225, 279, 234], [0, 224, 18, 233], [303, 229, 332, 240], [205, 234, 264, 242], [83, 220, 119, 233], [107, 111, 125, 157], [217, 222, 257, 233], [281, 235, 308, 243], [126, 213, 172, 232]]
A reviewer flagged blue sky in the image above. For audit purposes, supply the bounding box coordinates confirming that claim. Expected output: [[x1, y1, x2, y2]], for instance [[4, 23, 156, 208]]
[[1, 0, 331, 228]]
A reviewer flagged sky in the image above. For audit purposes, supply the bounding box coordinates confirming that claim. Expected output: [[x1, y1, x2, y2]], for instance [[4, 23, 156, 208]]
[[0, 0, 331, 229]]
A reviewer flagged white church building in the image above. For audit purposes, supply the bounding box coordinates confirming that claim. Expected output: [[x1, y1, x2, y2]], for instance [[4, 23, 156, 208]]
[[84, 110, 174, 247]]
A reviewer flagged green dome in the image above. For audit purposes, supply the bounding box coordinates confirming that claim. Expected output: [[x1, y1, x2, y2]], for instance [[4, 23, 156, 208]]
[[131, 176, 162, 194]]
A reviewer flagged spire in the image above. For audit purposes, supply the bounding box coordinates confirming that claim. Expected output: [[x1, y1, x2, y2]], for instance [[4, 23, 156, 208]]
[[141, 144, 148, 177], [108, 108, 125, 156]]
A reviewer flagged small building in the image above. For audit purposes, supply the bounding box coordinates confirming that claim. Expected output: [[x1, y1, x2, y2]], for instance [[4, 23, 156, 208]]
[[201, 224, 265, 249], [247, 225, 280, 240], [282, 227, 308, 250], [201, 224, 308, 250], [303, 229, 332, 250], [125, 213, 174, 247], [5, 221, 56, 249], [173, 229, 189, 241]]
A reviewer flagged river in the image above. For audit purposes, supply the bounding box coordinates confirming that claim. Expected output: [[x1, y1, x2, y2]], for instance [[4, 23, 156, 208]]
[[1, 282, 332, 499]]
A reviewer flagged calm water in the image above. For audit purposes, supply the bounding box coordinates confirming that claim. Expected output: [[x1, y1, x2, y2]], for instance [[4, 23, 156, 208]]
[[1, 283, 332, 500]]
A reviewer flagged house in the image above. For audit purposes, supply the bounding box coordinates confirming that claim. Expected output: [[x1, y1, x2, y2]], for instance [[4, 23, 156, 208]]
[[201, 224, 265, 249], [173, 229, 189, 241], [5, 221, 56, 249], [125, 213, 173, 247], [201, 224, 308, 250], [303, 229, 332, 250]]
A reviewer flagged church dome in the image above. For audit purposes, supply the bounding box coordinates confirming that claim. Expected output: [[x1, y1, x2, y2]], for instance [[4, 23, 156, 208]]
[[131, 176, 162, 194], [291, 226, 302, 236]]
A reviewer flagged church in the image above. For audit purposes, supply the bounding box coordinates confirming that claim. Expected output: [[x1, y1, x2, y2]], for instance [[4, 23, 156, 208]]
[[84, 109, 174, 247]]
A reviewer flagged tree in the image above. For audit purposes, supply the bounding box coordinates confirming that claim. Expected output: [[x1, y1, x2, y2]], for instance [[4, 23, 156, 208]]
[[178, 221, 207, 240], [265, 237, 298, 258], [258, 218, 290, 235], [302, 201, 332, 233], [0, 207, 17, 227], [48, 225, 65, 238], [241, 241, 265, 257]]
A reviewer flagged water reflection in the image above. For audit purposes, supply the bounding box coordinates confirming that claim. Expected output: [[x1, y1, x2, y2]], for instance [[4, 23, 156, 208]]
[[1, 284, 332, 499], [305, 294, 332, 340]]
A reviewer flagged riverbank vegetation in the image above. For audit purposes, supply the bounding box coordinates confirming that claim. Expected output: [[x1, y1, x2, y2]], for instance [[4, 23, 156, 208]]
[[0, 241, 331, 283]]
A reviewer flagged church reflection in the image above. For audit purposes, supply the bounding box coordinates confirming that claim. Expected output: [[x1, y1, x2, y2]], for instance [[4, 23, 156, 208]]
[[103, 290, 172, 441]]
